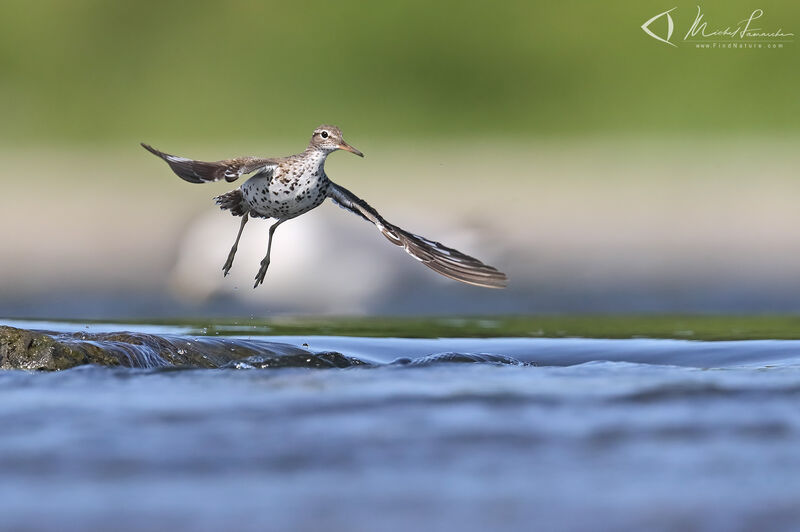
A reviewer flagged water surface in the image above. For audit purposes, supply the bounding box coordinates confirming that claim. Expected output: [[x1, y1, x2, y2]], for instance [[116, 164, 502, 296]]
[[1, 318, 799, 532]]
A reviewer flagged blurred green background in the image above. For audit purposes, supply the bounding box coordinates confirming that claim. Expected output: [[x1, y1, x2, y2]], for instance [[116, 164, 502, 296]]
[[1, 0, 797, 144], [0, 1, 797, 318]]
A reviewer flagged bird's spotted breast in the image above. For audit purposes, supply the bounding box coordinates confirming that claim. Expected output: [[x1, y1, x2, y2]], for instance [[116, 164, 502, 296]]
[[240, 159, 329, 220]]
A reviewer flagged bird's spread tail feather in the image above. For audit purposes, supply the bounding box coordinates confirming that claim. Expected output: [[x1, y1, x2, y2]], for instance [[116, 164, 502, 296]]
[[214, 189, 248, 217]]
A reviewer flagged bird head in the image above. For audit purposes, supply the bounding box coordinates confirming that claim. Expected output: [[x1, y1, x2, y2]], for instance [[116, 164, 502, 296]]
[[310, 125, 364, 157]]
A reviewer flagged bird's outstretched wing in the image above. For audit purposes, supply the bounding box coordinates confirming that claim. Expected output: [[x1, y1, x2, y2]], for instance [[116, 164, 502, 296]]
[[327, 182, 507, 289], [141, 143, 277, 183]]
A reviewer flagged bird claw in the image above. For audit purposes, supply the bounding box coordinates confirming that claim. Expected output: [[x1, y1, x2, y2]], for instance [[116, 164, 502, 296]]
[[253, 268, 267, 288], [222, 248, 237, 277], [252, 259, 270, 288]]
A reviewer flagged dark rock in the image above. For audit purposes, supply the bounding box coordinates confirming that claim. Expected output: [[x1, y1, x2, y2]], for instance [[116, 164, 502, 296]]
[[0, 325, 325, 371], [0, 326, 120, 371]]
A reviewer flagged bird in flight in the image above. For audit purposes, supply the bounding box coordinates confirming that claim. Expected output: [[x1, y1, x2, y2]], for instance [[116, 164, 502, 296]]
[[142, 125, 507, 289]]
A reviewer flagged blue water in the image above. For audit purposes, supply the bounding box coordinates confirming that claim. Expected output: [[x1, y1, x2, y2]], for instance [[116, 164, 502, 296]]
[[2, 322, 800, 531]]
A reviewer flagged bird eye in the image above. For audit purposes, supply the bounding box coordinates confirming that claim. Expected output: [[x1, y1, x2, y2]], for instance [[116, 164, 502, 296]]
[[321, 131, 329, 138]]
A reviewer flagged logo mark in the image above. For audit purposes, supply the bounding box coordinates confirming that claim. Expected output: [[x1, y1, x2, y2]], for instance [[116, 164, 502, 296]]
[[642, 7, 677, 46]]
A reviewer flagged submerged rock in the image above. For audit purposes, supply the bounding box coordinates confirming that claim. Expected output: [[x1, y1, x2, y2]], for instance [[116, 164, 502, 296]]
[[0, 325, 321, 371], [393, 352, 531, 367], [221, 351, 370, 370], [0, 325, 531, 372]]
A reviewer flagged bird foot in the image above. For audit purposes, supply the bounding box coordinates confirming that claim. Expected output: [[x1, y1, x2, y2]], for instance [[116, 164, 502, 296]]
[[222, 246, 238, 277], [222, 259, 234, 277], [253, 262, 269, 288]]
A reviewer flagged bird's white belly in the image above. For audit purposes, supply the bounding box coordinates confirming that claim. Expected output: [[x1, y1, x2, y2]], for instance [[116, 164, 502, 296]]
[[241, 173, 330, 219]]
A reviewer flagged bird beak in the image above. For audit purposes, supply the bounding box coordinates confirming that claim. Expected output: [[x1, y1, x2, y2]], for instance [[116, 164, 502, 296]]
[[339, 141, 364, 157]]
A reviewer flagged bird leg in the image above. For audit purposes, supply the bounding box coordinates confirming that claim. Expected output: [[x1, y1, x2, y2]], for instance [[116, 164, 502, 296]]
[[222, 213, 249, 277], [253, 219, 285, 288]]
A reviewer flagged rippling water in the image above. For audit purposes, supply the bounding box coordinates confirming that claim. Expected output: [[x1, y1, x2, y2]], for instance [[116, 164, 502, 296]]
[[1, 320, 800, 531]]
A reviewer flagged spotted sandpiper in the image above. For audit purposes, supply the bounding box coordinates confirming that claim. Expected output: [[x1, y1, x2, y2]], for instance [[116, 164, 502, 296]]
[[142, 125, 507, 289]]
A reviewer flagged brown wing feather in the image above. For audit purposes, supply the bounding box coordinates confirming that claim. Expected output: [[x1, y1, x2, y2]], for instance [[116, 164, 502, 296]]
[[141, 143, 276, 183], [327, 182, 508, 289]]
